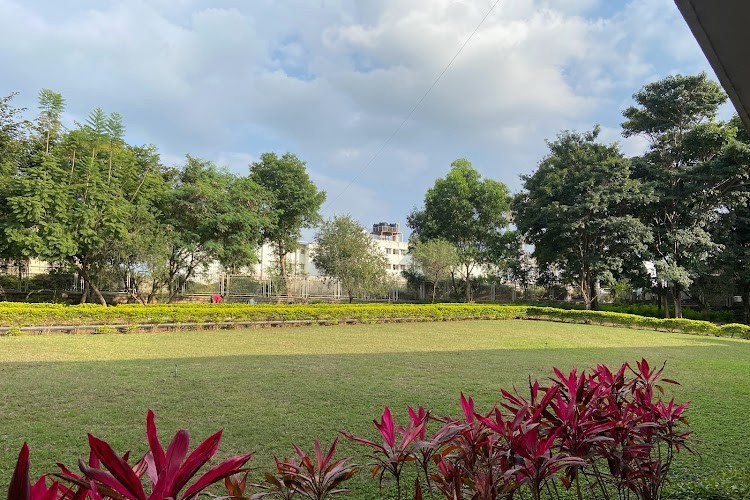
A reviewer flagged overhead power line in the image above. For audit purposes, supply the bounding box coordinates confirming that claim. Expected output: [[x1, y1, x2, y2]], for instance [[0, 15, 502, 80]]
[[323, 0, 502, 213]]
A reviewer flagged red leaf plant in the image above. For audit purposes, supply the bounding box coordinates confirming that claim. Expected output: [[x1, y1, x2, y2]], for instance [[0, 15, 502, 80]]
[[7, 443, 69, 500], [248, 439, 356, 500], [248, 457, 298, 500], [341, 406, 425, 499], [56, 409, 254, 500]]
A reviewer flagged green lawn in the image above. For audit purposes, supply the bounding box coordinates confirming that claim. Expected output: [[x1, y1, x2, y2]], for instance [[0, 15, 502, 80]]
[[1, 320, 748, 497]]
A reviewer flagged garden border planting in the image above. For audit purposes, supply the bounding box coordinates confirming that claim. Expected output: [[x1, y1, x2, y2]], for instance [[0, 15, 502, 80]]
[[0, 302, 749, 339]]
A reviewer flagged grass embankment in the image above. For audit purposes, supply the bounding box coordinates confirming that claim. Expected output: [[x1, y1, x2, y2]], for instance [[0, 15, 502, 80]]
[[0, 320, 748, 497]]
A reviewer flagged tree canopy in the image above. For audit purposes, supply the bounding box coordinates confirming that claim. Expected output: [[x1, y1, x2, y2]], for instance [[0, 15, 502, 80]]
[[250, 152, 326, 294], [513, 126, 652, 309], [408, 159, 512, 301], [622, 73, 750, 317], [312, 215, 389, 303]]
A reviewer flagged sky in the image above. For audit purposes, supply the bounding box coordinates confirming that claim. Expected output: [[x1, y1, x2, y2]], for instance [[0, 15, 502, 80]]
[[0, 0, 729, 237]]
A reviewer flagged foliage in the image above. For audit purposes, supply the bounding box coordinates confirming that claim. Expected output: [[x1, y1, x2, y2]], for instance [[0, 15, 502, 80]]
[[408, 158, 513, 302], [622, 73, 750, 318], [312, 215, 390, 303], [341, 406, 425, 497], [341, 360, 691, 500], [525, 306, 750, 338], [1, 302, 748, 340], [160, 156, 271, 302], [596, 303, 735, 323], [249, 438, 357, 499], [5, 411, 254, 499], [0, 302, 527, 327], [52, 409, 254, 499], [408, 239, 459, 303], [513, 126, 652, 310], [250, 152, 326, 293]]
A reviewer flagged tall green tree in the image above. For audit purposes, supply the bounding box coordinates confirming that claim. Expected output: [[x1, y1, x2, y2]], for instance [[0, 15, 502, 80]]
[[312, 215, 389, 303], [36, 88, 65, 155], [408, 159, 512, 301], [408, 239, 459, 303], [161, 156, 271, 302], [622, 73, 749, 317], [513, 127, 652, 309], [250, 152, 326, 295], [0, 93, 29, 263]]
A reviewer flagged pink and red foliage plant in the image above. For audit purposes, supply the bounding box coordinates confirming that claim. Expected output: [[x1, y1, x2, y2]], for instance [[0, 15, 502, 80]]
[[341, 359, 692, 500]]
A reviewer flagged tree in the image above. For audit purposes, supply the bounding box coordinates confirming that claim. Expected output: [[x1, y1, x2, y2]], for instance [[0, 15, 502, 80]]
[[0, 93, 29, 264], [250, 152, 326, 296], [408, 239, 458, 302], [37, 89, 65, 154], [3, 116, 131, 305], [312, 215, 389, 303], [513, 127, 652, 309], [408, 159, 512, 301], [160, 156, 272, 302], [622, 73, 749, 318]]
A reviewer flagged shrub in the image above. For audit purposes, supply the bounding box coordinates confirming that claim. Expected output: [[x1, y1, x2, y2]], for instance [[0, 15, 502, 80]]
[[718, 323, 750, 339], [342, 359, 691, 500], [0, 275, 20, 292]]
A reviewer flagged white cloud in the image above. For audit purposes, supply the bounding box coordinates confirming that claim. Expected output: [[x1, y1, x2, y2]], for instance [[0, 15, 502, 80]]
[[0, 0, 715, 225]]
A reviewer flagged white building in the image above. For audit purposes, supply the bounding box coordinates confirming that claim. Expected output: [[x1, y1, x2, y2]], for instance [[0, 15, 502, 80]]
[[250, 222, 411, 279], [369, 222, 410, 276]]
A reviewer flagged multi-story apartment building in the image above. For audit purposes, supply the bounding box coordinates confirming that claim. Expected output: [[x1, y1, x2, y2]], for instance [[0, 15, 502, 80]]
[[251, 222, 411, 280]]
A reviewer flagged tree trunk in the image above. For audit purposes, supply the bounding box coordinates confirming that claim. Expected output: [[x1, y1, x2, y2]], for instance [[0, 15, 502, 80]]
[[80, 280, 89, 304], [464, 264, 471, 302], [742, 286, 750, 325], [581, 276, 592, 310], [348, 291, 353, 304], [673, 284, 683, 319], [431, 282, 437, 303], [79, 264, 107, 307], [450, 271, 459, 300], [590, 281, 599, 309], [664, 288, 673, 318], [278, 246, 292, 299]]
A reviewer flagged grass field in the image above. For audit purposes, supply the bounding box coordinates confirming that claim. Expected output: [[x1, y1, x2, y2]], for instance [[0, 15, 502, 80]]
[[1, 319, 749, 497]]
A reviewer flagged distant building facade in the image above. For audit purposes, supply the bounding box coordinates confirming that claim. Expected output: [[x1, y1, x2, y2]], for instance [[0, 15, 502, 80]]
[[250, 221, 411, 279]]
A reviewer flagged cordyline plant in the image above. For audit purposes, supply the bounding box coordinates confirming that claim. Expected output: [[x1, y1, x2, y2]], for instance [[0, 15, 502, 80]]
[[7, 410, 253, 500], [247, 438, 357, 500], [341, 359, 692, 500], [340, 406, 426, 499]]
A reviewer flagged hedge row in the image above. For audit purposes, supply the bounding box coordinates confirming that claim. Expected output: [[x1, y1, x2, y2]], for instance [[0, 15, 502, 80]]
[[525, 306, 750, 339], [0, 302, 527, 327], [0, 302, 748, 340]]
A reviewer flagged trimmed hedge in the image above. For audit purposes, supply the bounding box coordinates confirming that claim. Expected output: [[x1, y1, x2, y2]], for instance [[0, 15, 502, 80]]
[[0, 302, 527, 327], [0, 302, 748, 340], [525, 306, 750, 339]]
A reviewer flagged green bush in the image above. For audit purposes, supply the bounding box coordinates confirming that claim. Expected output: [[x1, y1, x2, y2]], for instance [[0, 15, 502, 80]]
[[524, 306, 728, 337], [718, 323, 750, 339], [598, 303, 736, 323], [0, 275, 20, 291], [0, 302, 528, 328], [0, 302, 747, 340], [28, 271, 76, 290]]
